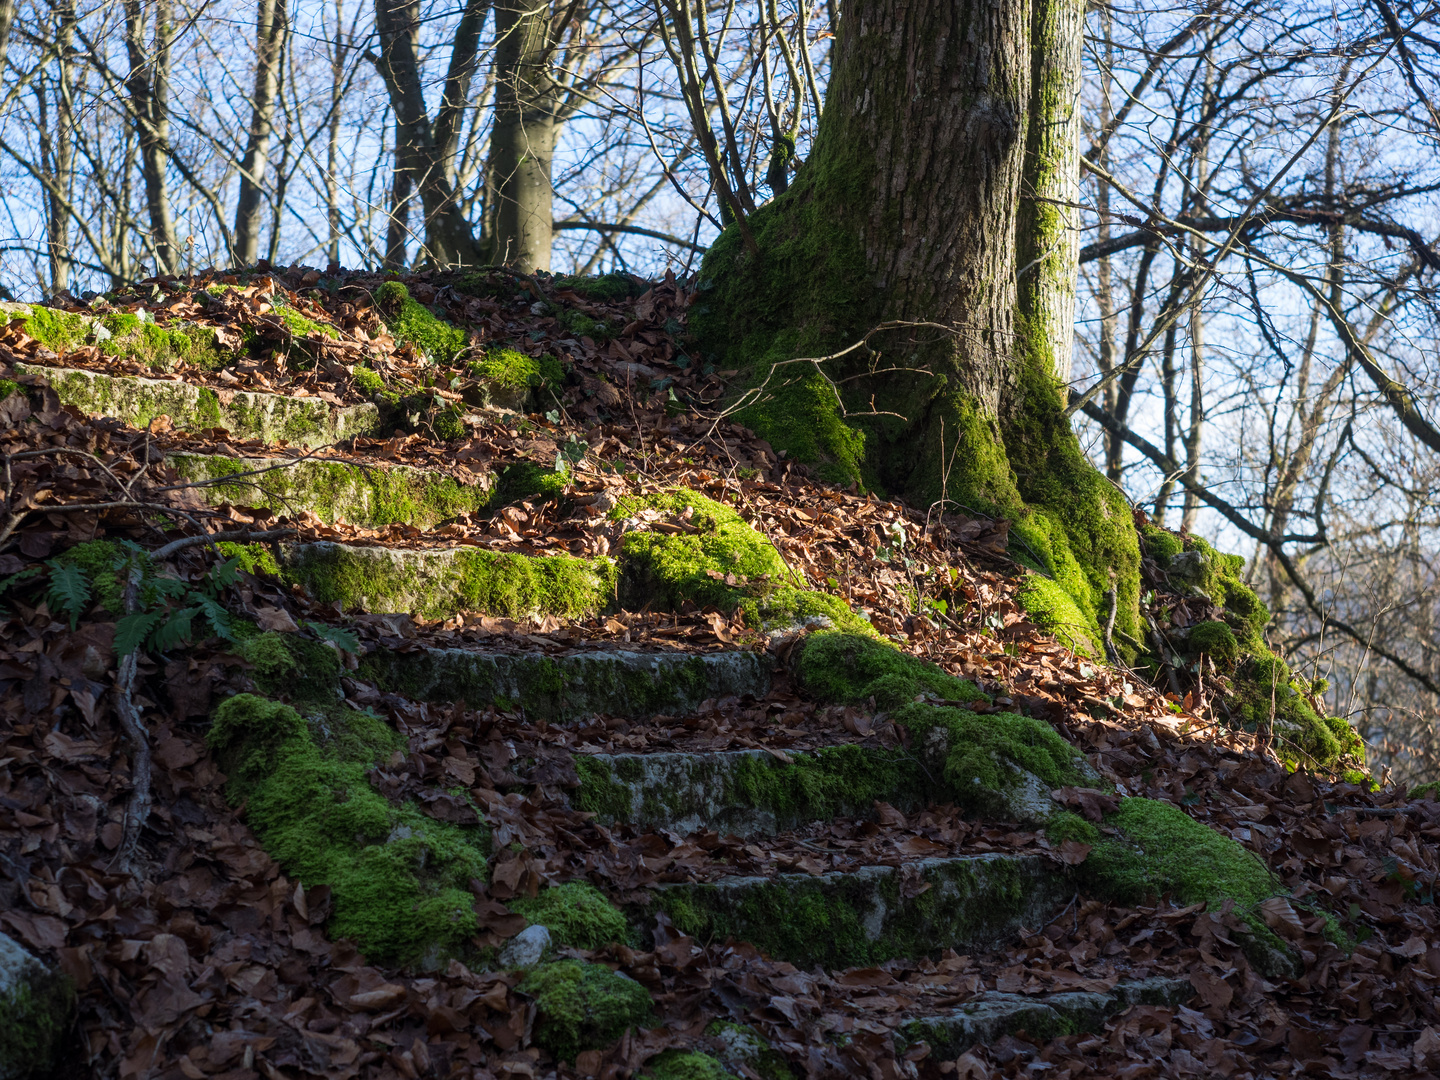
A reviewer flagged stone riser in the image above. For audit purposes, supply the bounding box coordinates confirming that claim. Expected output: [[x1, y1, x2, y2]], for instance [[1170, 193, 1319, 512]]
[[360, 643, 772, 723], [166, 451, 489, 528], [647, 854, 1070, 969]]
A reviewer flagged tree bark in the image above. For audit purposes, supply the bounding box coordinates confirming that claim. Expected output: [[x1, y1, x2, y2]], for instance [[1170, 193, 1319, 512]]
[[693, 0, 1140, 653], [488, 0, 557, 271], [233, 0, 288, 267], [123, 0, 179, 276]]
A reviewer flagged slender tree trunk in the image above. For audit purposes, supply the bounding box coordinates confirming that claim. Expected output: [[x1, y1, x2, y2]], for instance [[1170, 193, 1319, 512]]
[[0, 0, 15, 75], [489, 0, 556, 271], [695, 0, 1140, 653], [384, 115, 411, 267], [123, 0, 179, 275], [326, 0, 344, 268], [233, 0, 288, 266]]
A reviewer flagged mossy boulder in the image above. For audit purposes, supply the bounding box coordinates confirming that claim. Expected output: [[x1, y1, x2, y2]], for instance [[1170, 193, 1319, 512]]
[[0, 931, 74, 1080], [796, 630, 986, 709], [509, 882, 629, 950], [704, 1022, 793, 1080], [377, 283, 469, 362], [206, 694, 490, 967], [1140, 527, 1362, 769], [643, 1051, 738, 1080], [519, 959, 653, 1063]]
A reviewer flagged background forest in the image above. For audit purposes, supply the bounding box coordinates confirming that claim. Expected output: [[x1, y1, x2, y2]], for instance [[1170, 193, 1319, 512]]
[[2, 0, 1439, 783]]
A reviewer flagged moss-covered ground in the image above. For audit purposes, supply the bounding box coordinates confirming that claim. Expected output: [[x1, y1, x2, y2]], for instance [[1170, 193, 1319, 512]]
[[376, 282, 469, 361], [519, 959, 653, 1063], [643, 1050, 738, 1080], [509, 882, 629, 950], [0, 960, 75, 1080], [206, 693, 490, 967]]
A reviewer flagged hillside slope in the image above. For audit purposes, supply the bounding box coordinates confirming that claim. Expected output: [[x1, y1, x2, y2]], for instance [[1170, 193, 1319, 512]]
[[0, 266, 1436, 1080]]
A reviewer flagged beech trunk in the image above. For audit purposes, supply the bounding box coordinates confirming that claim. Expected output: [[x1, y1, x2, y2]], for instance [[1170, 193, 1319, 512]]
[[694, 0, 1140, 654]]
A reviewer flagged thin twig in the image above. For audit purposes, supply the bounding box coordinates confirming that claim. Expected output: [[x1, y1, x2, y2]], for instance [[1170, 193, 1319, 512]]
[[151, 526, 298, 560]]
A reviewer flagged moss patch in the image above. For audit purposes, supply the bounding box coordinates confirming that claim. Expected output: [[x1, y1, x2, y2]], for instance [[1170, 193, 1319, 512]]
[[796, 631, 986, 709], [216, 540, 280, 577], [489, 461, 569, 511], [744, 586, 875, 636], [206, 693, 489, 967], [227, 622, 343, 706], [611, 489, 795, 610], [519, 959, 653, 1063], [0, 378, 18, 400], [509, 882, 629, 950], [643, 1051, 738, 1080], [0, 959, 75, 1080], [377, 284, 469, 361], [724, 743, 938, 822], [891, 702, 1085, 814], [553, 272, 643, 302], [470, 347, 563, 390]]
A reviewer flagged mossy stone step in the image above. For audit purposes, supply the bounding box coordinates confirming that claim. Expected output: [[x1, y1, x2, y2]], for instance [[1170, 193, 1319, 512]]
[[15, 362, 383, 447], [649, 854, 1069, 969], [359, 643, 771, 723], [166, 451, 489, 528], [896, 976, 1193, 1057], [574, 745, 943, 837], [281, 541, 619, 622]]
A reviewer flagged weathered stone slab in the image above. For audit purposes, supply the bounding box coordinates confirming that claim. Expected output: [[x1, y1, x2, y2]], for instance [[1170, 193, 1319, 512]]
[[166, 452, 488, 527], [896, 976, 1194, 1056], [574, 745, 942, 837], [280, 541, 619, 622], [15, 362, 383, 446], [650, 854, 1070, 969], [361, 643, 771, 722]]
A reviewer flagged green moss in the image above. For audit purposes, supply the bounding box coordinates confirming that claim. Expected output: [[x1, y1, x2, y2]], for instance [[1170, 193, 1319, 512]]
[[553, 273, 643, 302], [573, 756, 633, 819], [379, 286, 468, 361], [227, 623, 343, 705], [18, 304, 89, 353], [892, 702, 1085, 814], [432, 406, 465, 441], [743, 586, 876, 636], [469, 347, 562, 390], [235, 630, 296, 677], [1018, 573, 1099, 657], [1139, 523, 1184, 563], [509, 882, 629, 950], [725, 743, 938, 821], [556, 307, 614, 343], [1078, 797, 1276, 908], [353, 366, 384, 396], [643, 1051, 738, 1080], [0, 963, 75, 1080], [796, 630, 987, 709], [0, 378, 18, 400], [1412, 781, 1440, 801], [207, 693, 488, 967], [275, 305, 340, 342], [611, 489, 796, 610], [217, 540, 280, 577], [489, 461, 569, 509], [703, 1023, 793, 1080], [375, 281, 409, 306], [1189, 621, 1239, 662], [519, 959, 653, 1063]]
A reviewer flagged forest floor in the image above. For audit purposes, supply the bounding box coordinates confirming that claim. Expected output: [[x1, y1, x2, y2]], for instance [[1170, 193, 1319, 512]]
[[2, 265, 1439, 1080]]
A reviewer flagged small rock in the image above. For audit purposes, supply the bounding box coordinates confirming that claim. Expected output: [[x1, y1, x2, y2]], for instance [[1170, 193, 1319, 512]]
[[499, 923, 552, 969]]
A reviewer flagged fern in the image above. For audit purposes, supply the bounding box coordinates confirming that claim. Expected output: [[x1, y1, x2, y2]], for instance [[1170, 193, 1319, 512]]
[[115, 609, 165, 656], [196, 596, 236, 642], [305, 620, 360, 655], [45, 562, 92, 629], [151, 607, 197, 652]]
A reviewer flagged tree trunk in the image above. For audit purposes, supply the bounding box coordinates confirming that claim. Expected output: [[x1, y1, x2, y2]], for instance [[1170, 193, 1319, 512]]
[[693, 0, 1140, 655], [123, 0, 179, 276], [373, 0, 489, 267], [233, 0, 288, 267], [488, 0, 556, 272]]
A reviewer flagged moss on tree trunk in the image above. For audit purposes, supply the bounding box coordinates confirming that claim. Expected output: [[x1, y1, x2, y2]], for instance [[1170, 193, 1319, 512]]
[[691, 0, 1139, 653]]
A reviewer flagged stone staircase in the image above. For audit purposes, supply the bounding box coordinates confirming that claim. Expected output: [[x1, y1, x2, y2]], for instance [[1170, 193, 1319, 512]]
[[9, 319, 1203, 1076]]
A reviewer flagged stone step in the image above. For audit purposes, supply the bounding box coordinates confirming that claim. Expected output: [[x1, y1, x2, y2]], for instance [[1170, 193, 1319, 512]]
[[572, 744, 944, 837], [895, 976, 1194, 1058], [647, 854, 1069, 969], [17, 361, 383, 447], [358, 643, 772, 723], [280, 541, 618, 621], [166, 451, 488, 528]]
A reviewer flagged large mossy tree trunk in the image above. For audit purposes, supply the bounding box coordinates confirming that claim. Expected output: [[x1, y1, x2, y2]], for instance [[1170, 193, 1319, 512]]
[[691, 0, 1141, 655]]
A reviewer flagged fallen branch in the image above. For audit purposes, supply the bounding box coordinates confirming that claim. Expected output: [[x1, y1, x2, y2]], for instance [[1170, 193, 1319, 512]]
[[151, 526, 298, 560], [112, 565, 151, 881]]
